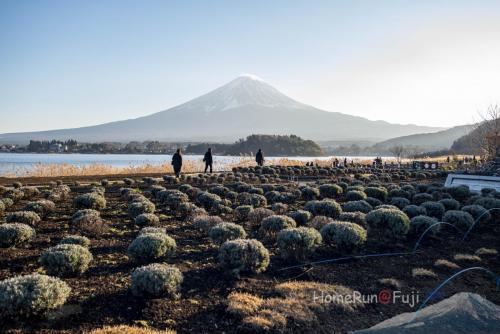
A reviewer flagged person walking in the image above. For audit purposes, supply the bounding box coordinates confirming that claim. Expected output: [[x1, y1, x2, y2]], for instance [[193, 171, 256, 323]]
[[256, 149, 264, 166], [203, 147, 213, 173], [171, 148, 182, 178]]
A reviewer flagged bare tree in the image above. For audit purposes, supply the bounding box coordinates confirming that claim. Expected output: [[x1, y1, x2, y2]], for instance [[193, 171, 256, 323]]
[[472, 105, 500, 160], [389, 145, 406, 163]]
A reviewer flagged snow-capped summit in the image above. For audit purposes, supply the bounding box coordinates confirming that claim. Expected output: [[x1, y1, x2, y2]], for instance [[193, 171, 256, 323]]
[[0, 76, 444, 143], [175, 75, 306, 113], [237, 73, 263, 81]]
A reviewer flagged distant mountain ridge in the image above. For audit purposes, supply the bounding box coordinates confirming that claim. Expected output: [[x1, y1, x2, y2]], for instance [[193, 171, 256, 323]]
[[374, 124, 473, 150], [0, 75, 445, 144]]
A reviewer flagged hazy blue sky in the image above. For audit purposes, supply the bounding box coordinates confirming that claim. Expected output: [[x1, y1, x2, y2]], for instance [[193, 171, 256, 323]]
[[1, 0, 499, 132]]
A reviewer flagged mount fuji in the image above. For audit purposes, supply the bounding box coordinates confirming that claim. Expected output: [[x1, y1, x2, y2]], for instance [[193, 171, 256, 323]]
[[0, 75, 444, 143]]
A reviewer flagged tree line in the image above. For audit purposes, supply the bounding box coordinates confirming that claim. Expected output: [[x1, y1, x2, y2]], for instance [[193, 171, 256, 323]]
[[6, 134, 325, 156]]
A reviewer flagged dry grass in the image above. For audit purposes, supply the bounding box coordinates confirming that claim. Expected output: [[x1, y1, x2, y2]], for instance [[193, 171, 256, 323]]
[[453, 253, 482, 263], [1, 157, 315, 178], [241, 309, 286, 331], [275, 281, 362, 312], [411, 267, 438, 279], [475, 248, 498, 256], [377, 278, 402, 289], [263, 297, 316, 322], [227, 281, 363, 331], [227, 292, 264, 317], [88, 325, 175, 334], [434, 259, 460, 270]]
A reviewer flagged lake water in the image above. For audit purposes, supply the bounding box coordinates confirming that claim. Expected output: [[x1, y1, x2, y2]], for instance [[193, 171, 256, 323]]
[[0, 153, 391, 176]]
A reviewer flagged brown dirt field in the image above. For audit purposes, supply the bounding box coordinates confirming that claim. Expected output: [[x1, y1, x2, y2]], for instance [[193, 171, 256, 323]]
[[1, 174, 499, 333]]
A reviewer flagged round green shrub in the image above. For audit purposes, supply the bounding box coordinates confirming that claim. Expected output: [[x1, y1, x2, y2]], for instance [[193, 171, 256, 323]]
[[308, 215, 333, 230], [47, 185, 71, 202], [127, 233, 176, 263], [59, 235, 90, 247], [474, 197, 500, 211], [131, 263, 183, 298], [218, 239, 270, 277], [163, 191, 189, 210], [412, 193, 433, 205], [420, 201, 445, 219], [73, 193, 106, 210], [346, 190, 367, 201], [193, 215, 223, 232], [209, 185, 229, 197], [271, 202, 288, 214], [250, 194, 267, 208], [40, 244, 93, 276], [389, 197, 410, 210], [128, 200, 155, 219], [1, 198, 14, 209], [365, 197, 383, 208], [461, 205, 491, 223], [364, 187, 387, 202], [259, 215, 297, 239], [319, 184, 343, 198], [4, 188, 24, 201], [209, 222, 247, 245], [234, 205, 254, 221], [304, 200, 342, 218], [342, 200, 372, 214], [0, 274, 70, 318], [20, 186, 40, 199], [123, 178, 135, 186], [277, 227, 322, 262], [0, 223, 35, 248], [403, 205, 427, 219], [446, 185, 470, 202], [287, 210, 312, 226], [23, 200, 56, 218], [320, 221, 367, 252], [134, 213, 159, 227], [197, 191, 223, 210], [439, 198, 460, 211], [346, 185, 365, 192], [365, 208, 410, 241], [247, 207, 274, 226], [410, 215, 439, 235], [70, 209, 107, 236], [300, 186, 320, 201], [442, 210, 474, 229], [389, 188, 411, 199], [177, 202, 205, 218], [6, 211, 41, 226]]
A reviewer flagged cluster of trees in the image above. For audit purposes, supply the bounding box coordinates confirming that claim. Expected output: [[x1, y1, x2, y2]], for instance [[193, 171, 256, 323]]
[[11, 135, 325, 156], [185, 134, 325, 156]]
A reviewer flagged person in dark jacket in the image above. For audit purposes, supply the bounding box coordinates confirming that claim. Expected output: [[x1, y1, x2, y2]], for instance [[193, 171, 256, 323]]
[[203, 147, 213, 173], [171, 148, 182, 177], [256, 149, 264, 166]]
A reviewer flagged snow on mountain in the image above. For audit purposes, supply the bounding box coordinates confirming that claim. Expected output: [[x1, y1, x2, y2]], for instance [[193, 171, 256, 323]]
[[174, 75, 306, 113]]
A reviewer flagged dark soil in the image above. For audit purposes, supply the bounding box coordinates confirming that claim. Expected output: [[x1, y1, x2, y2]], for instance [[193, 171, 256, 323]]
[[1, 175, 499, 333]]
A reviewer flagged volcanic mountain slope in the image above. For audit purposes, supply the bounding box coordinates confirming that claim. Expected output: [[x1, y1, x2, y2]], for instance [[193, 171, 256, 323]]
[[375, 124, 473, 151], [0, 75, 445, 143]]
